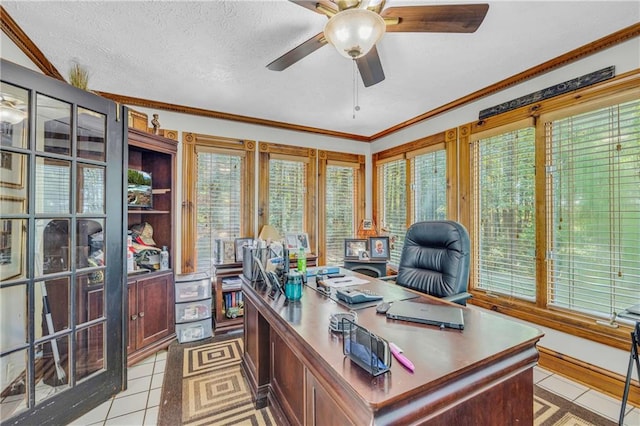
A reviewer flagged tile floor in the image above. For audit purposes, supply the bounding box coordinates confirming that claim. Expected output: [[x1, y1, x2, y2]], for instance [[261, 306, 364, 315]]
[[69, 350, 166, 426], [69, 352, 638, 426]]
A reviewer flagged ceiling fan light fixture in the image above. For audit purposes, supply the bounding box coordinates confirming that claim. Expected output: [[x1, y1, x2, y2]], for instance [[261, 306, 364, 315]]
[[0, 98, 26, 125], [323, 8, 385, 59]]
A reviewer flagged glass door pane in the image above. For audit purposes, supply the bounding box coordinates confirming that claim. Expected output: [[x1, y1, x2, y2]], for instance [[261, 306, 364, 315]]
[[1, 59, 124, 425]]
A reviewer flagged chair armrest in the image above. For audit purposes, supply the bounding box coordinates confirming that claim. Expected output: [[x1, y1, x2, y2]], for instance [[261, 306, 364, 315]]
[[442, 292, 472, 306], [379, 275, 397, 282]]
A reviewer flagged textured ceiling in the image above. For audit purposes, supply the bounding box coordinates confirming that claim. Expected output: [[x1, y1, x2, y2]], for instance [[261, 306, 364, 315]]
[[2, 1, 639, 137]]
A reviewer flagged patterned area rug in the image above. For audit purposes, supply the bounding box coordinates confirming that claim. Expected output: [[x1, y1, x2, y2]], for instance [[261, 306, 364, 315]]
[[159, 334, 615, 425], [158, 332, 276, 426], [534, 385, 616, 426]]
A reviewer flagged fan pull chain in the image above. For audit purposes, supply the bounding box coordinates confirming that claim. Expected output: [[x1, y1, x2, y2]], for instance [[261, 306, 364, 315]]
[[352, 60, 360, 119]]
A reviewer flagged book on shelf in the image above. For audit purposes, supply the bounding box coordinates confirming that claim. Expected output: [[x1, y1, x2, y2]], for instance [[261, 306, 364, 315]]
[[223, 290, 244, 318], [221, 276, 243, 291]]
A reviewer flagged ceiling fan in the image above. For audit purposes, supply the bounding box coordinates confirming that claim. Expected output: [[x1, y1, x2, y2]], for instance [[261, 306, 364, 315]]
[[267, 0, 489, 87]]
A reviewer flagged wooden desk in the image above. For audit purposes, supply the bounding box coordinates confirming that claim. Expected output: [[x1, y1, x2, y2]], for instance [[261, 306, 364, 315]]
[[241, 271, 543, 425]]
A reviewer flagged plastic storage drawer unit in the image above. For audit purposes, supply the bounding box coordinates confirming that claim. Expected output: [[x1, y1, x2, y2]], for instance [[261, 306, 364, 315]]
[[175, 272, 211, 303], [175, 272, 212, 343], [176, 300, 211, 323], [176, 319, 212, 344]]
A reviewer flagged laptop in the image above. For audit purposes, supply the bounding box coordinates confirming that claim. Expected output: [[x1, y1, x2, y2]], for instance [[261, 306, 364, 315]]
[[386, 300, 465, 330]]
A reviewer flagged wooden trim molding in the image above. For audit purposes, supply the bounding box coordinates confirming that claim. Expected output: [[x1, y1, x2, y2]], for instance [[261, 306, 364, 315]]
[[538, 346, 639, 407], [258, 142, 317, 253], [317, 150, 365, 265], [3, 4, 637, 142], [370, 23, 640, 141], [0, 6, 64, 81], [180, 132, 255, 273], [96, 92, 370, 143], [444, 128, 458, 221]]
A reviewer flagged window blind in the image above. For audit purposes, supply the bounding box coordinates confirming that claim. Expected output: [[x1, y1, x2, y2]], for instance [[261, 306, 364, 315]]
[[36, 158, 70, 214], [195, 151, 242, 272], [269, 159, 306, 236], [378, 159, 406, 265], [412, 149, 447, 221], [472, 127, 536, 299], [325, 164, 357, 265], [546, 99, 640, 317]]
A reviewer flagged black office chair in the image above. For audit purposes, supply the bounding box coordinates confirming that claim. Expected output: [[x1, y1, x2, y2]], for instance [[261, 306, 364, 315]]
[[383, 220, 472, 305], [348, 265, 382, 278]]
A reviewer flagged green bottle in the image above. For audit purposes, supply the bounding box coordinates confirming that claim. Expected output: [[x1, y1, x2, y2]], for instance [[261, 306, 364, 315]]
[[297, 247, 306, 274]]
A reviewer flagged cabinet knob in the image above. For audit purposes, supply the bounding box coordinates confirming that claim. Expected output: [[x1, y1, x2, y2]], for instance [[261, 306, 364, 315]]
[[131, 314, 138, 321], [139, 311, 145, 318]]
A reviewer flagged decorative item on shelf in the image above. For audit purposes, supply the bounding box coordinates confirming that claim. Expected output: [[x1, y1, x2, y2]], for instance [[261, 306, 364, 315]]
[[68, 61, 90, 90], [357, 219, 377, 239], [160, 246, 169, 270], [128, 109, 148, 131], [151, 113, 161, 135]]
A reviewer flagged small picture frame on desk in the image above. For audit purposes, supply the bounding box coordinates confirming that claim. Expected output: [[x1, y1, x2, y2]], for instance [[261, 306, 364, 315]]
[[344, 239, 368, 260], [369, 236, 390, 260], [285, 232, 311, 254], [223, 240, 236, 264], [234, 238, 254, 262], [214, 238, 236, 264]]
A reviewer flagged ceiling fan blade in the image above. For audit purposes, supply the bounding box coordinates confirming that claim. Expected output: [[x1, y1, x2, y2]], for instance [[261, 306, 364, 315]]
[[267, 32, 328, 71], [289, 0, 338, 15], [382, 4, 489, 33], [356, 46, 385, 87]]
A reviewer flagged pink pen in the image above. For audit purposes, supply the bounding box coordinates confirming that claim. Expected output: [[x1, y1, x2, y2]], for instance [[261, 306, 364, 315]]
[[389, 343, 415, 372]]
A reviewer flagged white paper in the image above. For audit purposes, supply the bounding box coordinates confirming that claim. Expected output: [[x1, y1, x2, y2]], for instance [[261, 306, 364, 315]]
[[322, 276, 369, 288]]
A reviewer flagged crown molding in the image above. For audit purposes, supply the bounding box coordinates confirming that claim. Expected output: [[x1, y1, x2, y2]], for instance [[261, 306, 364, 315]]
[[370, 22, 640, 140], [94, 92, 370, 143], [0, 6, 64, 81], [2, 5, 637, 143]]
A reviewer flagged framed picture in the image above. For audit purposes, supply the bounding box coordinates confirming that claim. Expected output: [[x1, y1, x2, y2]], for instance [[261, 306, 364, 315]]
[[344, 239, 368, 260], [358, 250, 370, 260], [284, 232, 311, 254], [362, 219, 373, 230], [369, 236, 390, 260], [222, 239, 236, 264], [0, 151, 25, 189], [0, 197, 26, 280], [234, 238, 254, 262]]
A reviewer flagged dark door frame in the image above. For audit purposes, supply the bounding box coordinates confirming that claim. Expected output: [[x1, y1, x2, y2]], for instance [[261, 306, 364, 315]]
[[1, 59, 126, 425]]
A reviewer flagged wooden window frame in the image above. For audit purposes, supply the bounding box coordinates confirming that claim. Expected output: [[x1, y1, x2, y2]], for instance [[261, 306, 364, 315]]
[[459, 70, 640, 351], [258, 142, 317, 254], [181, 132, 255, 273], [318, 150, 365, 265]]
